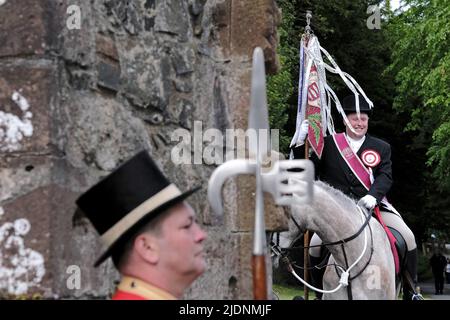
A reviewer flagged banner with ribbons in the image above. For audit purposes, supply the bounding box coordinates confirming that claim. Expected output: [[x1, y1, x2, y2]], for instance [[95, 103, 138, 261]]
[[290, 34, 375, 159]]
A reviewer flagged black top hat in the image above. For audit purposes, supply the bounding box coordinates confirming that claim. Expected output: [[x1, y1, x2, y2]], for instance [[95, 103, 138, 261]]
[[76, 150, 200, 267], [342, 95, 372, 115]]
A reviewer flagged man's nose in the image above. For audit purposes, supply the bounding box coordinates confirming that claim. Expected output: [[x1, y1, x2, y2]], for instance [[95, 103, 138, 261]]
[[195, 224, 207, 242]]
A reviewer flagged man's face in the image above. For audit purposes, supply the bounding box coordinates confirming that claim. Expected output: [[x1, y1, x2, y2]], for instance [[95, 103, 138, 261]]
[[345, 112, 369, 139], [156, 202, 207, 280]]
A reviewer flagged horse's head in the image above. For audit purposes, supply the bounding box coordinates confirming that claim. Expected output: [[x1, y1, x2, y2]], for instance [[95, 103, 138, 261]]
[[278, 180, 362, 248], [273, 201, 309, 256]]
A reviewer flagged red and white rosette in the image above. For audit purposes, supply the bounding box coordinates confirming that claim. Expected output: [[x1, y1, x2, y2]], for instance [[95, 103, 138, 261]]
[[361, 149, 380, 168]]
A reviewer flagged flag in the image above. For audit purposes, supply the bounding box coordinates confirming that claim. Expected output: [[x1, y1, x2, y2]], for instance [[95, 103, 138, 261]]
[[290, 36, 325, 159]]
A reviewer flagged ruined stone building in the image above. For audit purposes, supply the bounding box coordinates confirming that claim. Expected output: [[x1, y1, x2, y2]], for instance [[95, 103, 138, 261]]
[[0, 0, 287, 299]]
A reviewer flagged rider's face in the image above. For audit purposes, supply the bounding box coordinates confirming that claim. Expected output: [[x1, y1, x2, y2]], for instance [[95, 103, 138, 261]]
[[345, 112, 369, 140]]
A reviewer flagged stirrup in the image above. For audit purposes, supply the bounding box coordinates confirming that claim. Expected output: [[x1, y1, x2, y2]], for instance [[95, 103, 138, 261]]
[[410, 286, 424, 300], [411, 293, 424, 300]]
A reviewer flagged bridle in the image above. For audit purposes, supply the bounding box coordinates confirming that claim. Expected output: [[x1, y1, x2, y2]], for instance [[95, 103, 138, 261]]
[[271, 205, 374, 299]]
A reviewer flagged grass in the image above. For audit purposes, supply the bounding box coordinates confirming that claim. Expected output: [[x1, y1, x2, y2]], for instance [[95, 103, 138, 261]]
[[272, 283, 305, 300], [273, 282, 432, 300]]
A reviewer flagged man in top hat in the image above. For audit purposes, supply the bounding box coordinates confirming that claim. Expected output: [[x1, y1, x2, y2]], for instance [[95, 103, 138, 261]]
[[76, 150, 207, 300], [292, 95, 418, 299]]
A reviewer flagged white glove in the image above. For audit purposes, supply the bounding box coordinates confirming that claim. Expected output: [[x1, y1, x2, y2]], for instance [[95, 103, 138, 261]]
[[295, 120, 309, 146], [358, 195, 377, 210]]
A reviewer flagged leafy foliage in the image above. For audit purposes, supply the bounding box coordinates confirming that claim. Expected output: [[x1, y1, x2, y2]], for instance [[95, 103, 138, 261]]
[[386, 0, 450, 238], [267, 0, 297, 154], [267, 54, 292, 153], [387, 0, 450, 193]]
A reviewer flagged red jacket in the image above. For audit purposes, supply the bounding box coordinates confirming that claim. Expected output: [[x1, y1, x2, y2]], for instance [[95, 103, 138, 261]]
[[112, 276, 177, 300]]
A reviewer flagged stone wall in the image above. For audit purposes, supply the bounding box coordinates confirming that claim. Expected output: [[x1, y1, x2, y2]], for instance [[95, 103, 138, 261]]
[[0, 0, 287, 299]]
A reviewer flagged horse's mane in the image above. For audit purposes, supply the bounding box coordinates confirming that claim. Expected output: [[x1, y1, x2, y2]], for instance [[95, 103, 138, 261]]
[[313, 180, 361, 216], [280, 179, 367, 248]]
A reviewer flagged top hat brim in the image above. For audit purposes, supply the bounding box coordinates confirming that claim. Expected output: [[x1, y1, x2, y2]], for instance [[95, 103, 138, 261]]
[[93, 186, 201, 267], [344, 108, 372, 115]]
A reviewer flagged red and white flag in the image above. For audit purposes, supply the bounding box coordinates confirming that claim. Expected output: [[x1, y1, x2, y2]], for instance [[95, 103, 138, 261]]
[[290, 36, 325, 159]]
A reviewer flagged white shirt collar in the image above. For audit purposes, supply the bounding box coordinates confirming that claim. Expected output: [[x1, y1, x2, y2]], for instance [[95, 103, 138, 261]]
[[346, 134, 366, 153]]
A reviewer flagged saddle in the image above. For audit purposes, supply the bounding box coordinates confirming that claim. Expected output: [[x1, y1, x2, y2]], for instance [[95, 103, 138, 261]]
[[388, 227, 407, 273], [372, 207, 401, 275]]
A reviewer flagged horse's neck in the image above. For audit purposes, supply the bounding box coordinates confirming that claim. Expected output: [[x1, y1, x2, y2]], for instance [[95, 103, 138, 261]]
[[310, 190, 368, 268]]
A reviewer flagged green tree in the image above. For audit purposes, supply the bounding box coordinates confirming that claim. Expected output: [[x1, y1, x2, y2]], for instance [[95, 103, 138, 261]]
[[386, 0, 450, 238], [387, 0, 450, 193], [267, 0, 297, 154]]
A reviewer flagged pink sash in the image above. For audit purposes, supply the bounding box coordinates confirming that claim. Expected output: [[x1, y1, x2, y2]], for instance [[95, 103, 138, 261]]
[[332, 134, 371, 191], [333, 133, 400, 274], [333, 134, 399, 213]]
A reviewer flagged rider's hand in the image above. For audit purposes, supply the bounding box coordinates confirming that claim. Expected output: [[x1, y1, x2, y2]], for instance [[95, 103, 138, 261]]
[[295, 120, 309, 146], [359, 195, 377, 210]]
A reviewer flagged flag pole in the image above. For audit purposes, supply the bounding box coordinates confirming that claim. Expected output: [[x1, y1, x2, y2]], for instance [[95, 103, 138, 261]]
[[303, 141, 310, 300], [303, 10, 312, 301]]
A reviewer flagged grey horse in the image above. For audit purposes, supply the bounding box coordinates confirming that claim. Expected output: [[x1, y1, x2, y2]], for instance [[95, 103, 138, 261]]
[[277, 181, 396, 300]]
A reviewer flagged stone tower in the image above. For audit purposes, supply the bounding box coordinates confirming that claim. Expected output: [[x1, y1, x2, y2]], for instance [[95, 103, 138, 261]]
[[0, 0, 287, 299]]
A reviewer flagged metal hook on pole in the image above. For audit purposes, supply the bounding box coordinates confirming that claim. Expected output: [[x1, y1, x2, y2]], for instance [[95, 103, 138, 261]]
[[305, 10, 313, 36]]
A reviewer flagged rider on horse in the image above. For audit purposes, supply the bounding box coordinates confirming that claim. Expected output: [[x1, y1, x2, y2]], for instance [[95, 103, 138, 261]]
[[291, 95, 418, 300]]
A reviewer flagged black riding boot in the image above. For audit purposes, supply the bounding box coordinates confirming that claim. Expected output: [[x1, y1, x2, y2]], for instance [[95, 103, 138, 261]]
[[403, 248, 419, 300], [309, 255, 325, 300]]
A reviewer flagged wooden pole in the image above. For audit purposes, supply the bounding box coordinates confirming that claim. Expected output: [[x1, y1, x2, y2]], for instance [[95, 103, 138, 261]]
[[252, 255, 267, 300], [304, 140, 310, 300]]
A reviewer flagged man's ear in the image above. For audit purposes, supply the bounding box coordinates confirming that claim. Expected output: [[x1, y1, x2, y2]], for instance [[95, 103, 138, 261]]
[[134, 233, 159, 264]]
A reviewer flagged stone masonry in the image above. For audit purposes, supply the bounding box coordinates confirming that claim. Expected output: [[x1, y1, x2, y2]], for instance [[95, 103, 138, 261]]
[[0, 0, 287, 299]]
